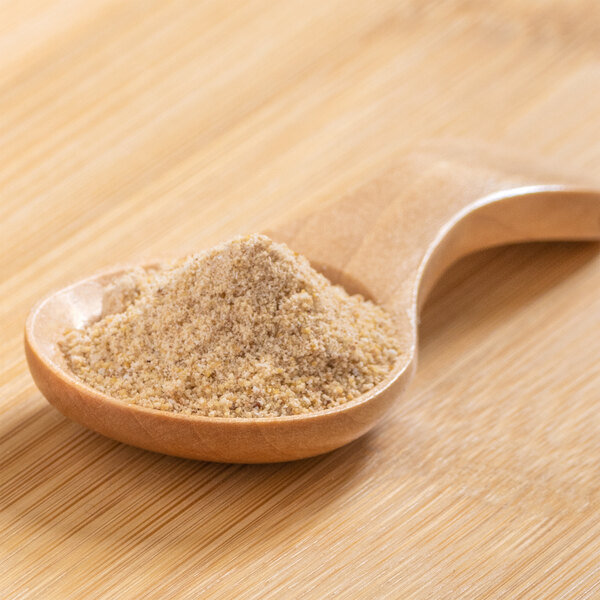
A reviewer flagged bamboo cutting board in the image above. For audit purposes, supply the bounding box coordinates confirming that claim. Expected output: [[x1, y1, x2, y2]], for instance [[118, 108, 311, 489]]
[[1, 1, 599, 598]]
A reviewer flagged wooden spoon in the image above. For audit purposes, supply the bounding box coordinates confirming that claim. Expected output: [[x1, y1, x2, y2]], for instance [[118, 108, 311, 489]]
[[25, 142, 600, 463]]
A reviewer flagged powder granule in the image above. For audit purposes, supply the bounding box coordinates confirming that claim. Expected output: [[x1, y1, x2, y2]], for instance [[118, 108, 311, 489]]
[[60, 234, 401, 418]]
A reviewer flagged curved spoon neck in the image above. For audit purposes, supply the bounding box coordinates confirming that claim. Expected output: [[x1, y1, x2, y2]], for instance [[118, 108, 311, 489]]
[[414, 186, 600, 308]]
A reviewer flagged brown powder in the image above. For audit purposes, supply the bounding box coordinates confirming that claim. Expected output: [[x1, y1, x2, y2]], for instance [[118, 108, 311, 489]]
[[59, 234, 400, 418]]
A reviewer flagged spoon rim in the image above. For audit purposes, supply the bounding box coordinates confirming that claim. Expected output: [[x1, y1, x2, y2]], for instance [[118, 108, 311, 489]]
[[25, 268, 415, 425], [27, 184, 597, 427]]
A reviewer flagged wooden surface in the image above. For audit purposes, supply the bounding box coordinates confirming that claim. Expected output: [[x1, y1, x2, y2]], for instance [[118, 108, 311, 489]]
[[2, 1, 600, 598]]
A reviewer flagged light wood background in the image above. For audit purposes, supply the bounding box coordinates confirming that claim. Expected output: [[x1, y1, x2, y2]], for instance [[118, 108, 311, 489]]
[[1, 1, 599, 598]]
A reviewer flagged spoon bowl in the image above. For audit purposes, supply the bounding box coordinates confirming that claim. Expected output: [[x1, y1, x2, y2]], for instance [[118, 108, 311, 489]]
[[25, 265, 412, 463], [25, 142, 600, 462]]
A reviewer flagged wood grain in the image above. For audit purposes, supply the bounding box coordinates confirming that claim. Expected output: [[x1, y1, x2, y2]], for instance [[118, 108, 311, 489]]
[[1, 0, 599, 598]]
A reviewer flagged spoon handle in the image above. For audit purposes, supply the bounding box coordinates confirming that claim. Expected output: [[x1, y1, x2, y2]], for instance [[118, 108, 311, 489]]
[[268, 141, 600, 314]]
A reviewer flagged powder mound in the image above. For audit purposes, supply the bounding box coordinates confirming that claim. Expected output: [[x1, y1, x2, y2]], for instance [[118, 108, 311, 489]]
[[60, 234, 401, 418]]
